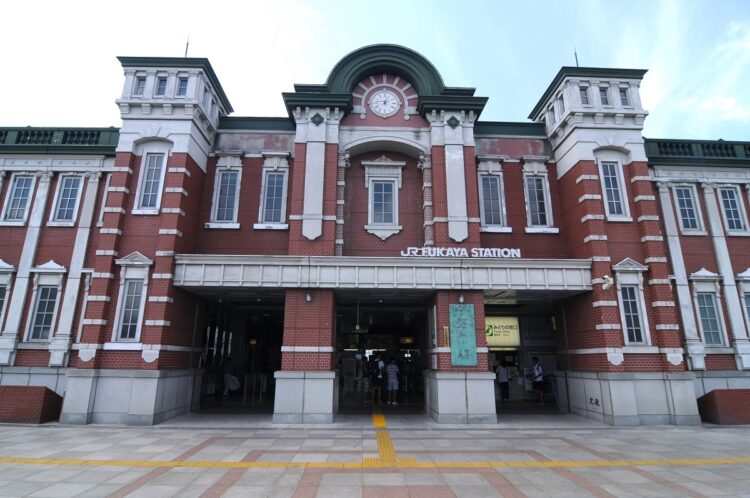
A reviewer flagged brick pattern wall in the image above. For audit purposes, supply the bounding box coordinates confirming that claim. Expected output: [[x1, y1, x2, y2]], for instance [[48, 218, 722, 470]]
[[697, 389, 750, 424], [280, 289, 334, 371], [0, 386, 62, 423]]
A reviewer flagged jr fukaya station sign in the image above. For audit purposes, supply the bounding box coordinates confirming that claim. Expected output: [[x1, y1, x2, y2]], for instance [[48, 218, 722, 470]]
[[400, 246, 522, 258]]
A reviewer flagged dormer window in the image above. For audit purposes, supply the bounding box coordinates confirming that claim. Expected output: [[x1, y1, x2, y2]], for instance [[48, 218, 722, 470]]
[[619, 87, 630, 106], [599, 86, 610, 106], [133, 77, 146, 96], [176, 77, 188, 96], [155, 77, 167, 96]]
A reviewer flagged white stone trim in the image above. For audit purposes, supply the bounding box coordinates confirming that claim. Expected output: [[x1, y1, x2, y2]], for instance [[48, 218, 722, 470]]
[[652, 301, 675, 307], [107, 186, 129, 194], [86, 295, 110, 302], [144, 320, 171, 327], [158, 228, 183, 237], [581, 214, 605, 222], [645, 257, 668, 264], [280, 346, 334, 353], [148, 296, 174, 303], [595, 324, 621, 330], [648, 279, 671, 285], [164, 187, 188, 196], [82, 319, 107, 326], [155, 251, 175, 257], [575, 174, 599, 184], [168, 166, 191, 177], [640, 236, 663, 242], [637, 215, 660, 222], [584, 235, 608, 242], [162, 208, 186, 216], [96, 250, 118, 256], [152, 273, 174, 280], [593, 301, 618, 307], [102, 207, 126, 215], [634, 195, 656, 202], [99, 228, 122, 235], [92, 272, 114, 279], [656, 324, 680, 330]]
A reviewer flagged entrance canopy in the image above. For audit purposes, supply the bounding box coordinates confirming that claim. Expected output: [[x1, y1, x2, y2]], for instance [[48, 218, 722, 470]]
[[173, 255, 591, 297]]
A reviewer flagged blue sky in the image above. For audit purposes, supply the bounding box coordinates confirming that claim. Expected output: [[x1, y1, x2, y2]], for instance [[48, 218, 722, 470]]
[[3, 0, 749, 140]]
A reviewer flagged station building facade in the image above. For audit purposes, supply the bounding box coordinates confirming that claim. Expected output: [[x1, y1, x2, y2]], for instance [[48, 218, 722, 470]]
[[0, 44, 748, 425]]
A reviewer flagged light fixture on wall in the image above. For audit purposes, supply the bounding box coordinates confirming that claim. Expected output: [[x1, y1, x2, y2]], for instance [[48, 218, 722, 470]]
[[355, 296, 361, 331], [458, 294, 465, 304], [305, 292, 312, 302], [601, 275, 614, 290], [458, 257, 465, 304], [304, 256, 313, 303]]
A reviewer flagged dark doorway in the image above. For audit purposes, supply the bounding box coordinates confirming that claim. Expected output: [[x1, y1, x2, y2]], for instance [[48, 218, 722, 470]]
[[334, 290, 431, 415]]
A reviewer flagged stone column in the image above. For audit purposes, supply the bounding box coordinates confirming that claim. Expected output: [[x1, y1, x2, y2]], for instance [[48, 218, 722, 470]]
[[701, 183, 750, 369], [49, 171, 102, 366], [657, 182, 705, 369], [273, 287, 337, 423], [0, 170, 53, 365], [424, 289, 495, 424]]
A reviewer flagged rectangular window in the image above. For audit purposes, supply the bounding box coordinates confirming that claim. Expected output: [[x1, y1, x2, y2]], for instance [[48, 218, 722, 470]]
[[155, 77, 167, 96], [4, 175, 34, 221], [118, 280, 144, 340], [177, 77, 188, 96], [480, 176, 504, 226], [601, 162, 625, 216], [53, 176, 82, 221], [262, 172, 286, 224], [619, 87, 630, 106], [620, 285, 644, 343], [674, 186, 700, 230], [0, 285, 6, 322], [697, 292, 723, 345], [372, 180, 395, 224], [134, 77, 146, 96], [599, 87, 609, 106], [30, 286, 57, 340], [214, 170, 238, 222], [719, 187, 746, 231], [525, 175, 548, 226], [138, 154, 165, 209], [579, 87, 590, 105]]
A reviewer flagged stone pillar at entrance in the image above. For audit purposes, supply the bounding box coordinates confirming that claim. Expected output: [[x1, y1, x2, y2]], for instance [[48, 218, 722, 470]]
[[424, 290, 496, 423], [273, 289, 338, 423]]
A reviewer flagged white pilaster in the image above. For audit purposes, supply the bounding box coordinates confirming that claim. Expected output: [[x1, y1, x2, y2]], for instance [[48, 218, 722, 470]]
[[439, 112, 469, 243], [0, 171, 54, 365], [49, 172, 102, 366], [657, 182, 704, 369], [702, 183, 750, 369]]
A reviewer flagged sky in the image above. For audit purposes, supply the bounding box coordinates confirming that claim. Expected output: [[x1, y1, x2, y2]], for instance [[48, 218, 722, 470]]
[[2, 0, 749, 141]]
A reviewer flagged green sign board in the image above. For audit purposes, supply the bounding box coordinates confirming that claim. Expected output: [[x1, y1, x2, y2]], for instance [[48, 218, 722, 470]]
[[449, 304, 477, 366]]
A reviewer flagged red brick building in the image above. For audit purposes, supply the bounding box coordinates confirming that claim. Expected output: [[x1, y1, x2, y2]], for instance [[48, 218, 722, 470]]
[[0, 45, 746, 425]]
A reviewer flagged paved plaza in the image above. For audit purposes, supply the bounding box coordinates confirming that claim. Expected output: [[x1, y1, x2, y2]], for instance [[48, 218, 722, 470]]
[[0, 411, 749, 497]]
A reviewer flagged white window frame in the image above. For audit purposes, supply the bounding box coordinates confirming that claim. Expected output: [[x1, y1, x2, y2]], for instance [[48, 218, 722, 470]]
[[598, 159, 631, 221], [579, 85, 591, 106], [690, 269, 728, 347], [717, 185, 749, 234], [176, 75, 189, 97], [48, 174, 84, 226], [133, 142, 171, 215], [1, 173, 37, 226], [476, 157, 510, 233], [522, 159, 558, 233], [154, 75, 168, 97], [614, 259, 651, 346], [25, 261, 66, 342], [112, 252, 152, 343], [133, 75, 146, 97], [254, 152, 290, 230], [671, 184, 706, 234], [598, 85, 611, 106], [737, 268, 750, 332], [361, 155, 405, 240], [618, 86, 631, 107], [0, 259, 15, 331], [207, 155, 242, 229]]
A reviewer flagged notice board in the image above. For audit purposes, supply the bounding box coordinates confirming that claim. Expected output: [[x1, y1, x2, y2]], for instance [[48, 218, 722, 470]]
[[449, 304, 477, 366]]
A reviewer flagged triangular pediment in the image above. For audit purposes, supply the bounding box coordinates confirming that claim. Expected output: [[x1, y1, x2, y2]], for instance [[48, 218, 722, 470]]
[[31, 260, 67, 273], [0, 259, 15, 272], [737, 268, 750, 280], [115, 251, 154, 267], [690, 267, 720, 280], [612, 258, 648, 272]]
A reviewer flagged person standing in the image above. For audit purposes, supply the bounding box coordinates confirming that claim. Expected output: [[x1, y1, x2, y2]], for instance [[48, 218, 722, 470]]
[[496, 361, 511, 402], [531, 356, 545, 404], [361, 361, 372, 404], [372, 356, 384, 405], [386, 357, 400, 406]]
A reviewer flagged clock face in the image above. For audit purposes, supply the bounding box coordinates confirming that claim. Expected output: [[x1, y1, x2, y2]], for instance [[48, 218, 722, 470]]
[[369, 89, 400, 117]]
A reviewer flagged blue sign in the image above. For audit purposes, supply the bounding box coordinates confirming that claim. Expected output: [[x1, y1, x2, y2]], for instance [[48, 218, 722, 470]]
[[449, 304, 477, 366]]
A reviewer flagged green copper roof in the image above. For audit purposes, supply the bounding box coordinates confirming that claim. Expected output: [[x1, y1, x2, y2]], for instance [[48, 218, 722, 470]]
[[117, 56, 234, 113], [0, 127, 119, 156], [645, 138, 750, 167], [284, 44, 487, 117], [529, 66, 648, 120]]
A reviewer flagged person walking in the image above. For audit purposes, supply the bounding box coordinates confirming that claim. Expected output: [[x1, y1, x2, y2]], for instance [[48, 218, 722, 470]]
[[386, 357, 400, 406], [496, 361, 511, 402], [531, 356, 545, 404]]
